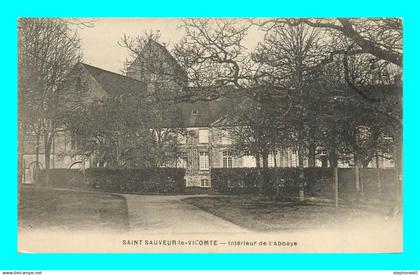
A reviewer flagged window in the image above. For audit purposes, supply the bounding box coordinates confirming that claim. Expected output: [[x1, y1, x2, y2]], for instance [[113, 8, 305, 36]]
[[199, 151, 209, 170], [382, 131, 393, 141], [222, 151, 233, 168], [268, 154, 274, 167], [177, 152, 188, 168], [71, 131, 80, 150], [221, 130, 232, 145], [70, 131, 84, 151], [200, 179, 210, 187], [199, 129, 209, 143]]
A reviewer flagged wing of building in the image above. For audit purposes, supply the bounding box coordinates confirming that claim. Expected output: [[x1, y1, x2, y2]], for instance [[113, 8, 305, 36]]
[[21, 40, 396, 186]]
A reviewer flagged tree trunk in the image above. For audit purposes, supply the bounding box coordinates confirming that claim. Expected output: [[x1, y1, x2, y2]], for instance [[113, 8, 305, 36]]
[[255, 152, 264, 194], [44, 149, 50, 186], [273, 150, 277, 168], [44, 131, 54, 187], [255, 153, 261, 169], [362, 158, 370, 168], [354, 165, 361, 193], [261, 151, 270, 195], [44, 134, 53, 170], [328, 147, 338, 168], [393, 136, 402, 202], [321, 156, 328, 168], [273, 150, 281, 197], [298, 145, 305, 201], [375, 152, 380, 168], [298, 146, 305, 168], [261, 151, 269, 169], [334, 167, 339, 207], [35, 125, 41, 169], [32, 125, 42, 185], [18, 122, 26, 185], [308, 143, 316, 167], [353, 150, 358, 168]]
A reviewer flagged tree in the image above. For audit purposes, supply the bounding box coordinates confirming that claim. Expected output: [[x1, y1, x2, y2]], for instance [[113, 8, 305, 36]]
[[174, 19, 251, 87], [251, 21, 330, 199], [256, 18, 402, 67], [254, 19, 402, 126], [18, 18, 82, 183], [119, 31, 187, 167], [63, 32, 186, 169], [63, 73, 186, 168]]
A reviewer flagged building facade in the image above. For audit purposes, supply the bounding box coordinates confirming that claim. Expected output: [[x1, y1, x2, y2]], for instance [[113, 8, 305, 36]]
[[21, 40, 395, 186]]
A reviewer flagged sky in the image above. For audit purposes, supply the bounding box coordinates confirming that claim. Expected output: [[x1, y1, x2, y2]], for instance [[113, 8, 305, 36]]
[[77, 18, 264, 74]]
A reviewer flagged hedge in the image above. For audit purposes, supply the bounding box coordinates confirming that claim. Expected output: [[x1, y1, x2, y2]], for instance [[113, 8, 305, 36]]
[[36, 168, 186, 194], [36, 167, 398, 198], [358, 168, 400, 198], [211, 168, 398, 200], [211, 168, 299, 195], [85, 168, 185, 193]]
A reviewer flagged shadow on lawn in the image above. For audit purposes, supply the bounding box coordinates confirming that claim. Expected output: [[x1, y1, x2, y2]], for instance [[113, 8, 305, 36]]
[[183, 196, 400, 232], [18, 185, 129, 232]]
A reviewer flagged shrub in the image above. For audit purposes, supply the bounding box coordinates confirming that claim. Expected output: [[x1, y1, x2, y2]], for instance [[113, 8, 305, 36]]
[[211, 168, 300, 196], [36, 168, 185, 194], [359, 168, 399, 199], [211, 167, 398, 200], [85, 167, 185, 194]]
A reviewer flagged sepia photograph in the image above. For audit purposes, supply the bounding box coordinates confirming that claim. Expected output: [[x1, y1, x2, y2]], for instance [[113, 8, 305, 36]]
[[17, 18, 402, 253]]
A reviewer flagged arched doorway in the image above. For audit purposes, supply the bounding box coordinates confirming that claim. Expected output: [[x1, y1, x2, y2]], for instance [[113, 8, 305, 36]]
[[68, 160, 84, 170]]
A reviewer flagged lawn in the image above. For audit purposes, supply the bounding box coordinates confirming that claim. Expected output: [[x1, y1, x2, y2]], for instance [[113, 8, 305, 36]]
[[18, 185, 129, 232], [183, 196, 397, 232]]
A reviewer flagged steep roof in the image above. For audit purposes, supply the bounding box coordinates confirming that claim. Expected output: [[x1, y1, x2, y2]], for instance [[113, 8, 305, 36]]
[[127, 39, 188, 82], [76, 63, 247, 128], [80, 63, 147, 96], [171, 95, 245, 128], [146, 40, 187, 77]]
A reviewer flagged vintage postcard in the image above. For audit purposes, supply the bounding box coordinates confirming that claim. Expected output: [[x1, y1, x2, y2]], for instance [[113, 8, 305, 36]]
[[18, 18, 402, 253]]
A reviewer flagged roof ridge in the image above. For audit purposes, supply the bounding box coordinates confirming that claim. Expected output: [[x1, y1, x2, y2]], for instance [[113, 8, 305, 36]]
[[77, 62, 146, 97], [80, 62, 146, 85]]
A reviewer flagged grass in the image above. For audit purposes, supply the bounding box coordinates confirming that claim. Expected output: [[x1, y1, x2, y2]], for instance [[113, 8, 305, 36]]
[[183, 196, 394, 232], [18, 185, 129, 232]]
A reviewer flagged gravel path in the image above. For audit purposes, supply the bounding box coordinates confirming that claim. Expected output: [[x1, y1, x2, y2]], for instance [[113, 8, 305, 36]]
[[123, 194, 249, 234]]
